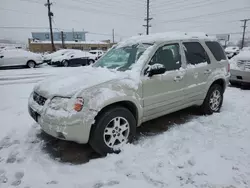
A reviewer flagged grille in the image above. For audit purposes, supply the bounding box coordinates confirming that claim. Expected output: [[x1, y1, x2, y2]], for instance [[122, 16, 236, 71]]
[[33, 92, 47, 106], [245, 62, 250, 70], [237, 61, 250, 70]]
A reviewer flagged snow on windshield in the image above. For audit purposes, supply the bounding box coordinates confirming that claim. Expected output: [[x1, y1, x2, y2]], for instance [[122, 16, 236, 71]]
[[93, 43, 153, 71]]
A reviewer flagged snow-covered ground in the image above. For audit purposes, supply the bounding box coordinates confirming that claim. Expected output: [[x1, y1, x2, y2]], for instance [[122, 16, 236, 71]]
[[0, 67, 250, 188]]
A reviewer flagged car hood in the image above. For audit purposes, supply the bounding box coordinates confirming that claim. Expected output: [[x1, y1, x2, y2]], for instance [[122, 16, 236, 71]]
[[34, 66, 134, 98]]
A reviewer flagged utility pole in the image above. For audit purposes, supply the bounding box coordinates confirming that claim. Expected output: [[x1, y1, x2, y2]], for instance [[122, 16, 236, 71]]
[[61, 31, 65, 49], [143, 0, 152, 35], [45, 0, 55, 52], [240, 19, 250, 49], [112, 29, 115, 43]]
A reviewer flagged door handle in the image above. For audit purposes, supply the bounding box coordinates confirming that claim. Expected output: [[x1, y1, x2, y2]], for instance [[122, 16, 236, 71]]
[[204, 69, 212, 75], [174, 75, 183, 82]]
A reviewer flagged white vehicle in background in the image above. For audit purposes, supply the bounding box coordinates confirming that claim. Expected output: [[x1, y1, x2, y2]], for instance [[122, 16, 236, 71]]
[[230, 50, 250, 86], [0, 49, 43, 68], [50, 50, 96, 67], [242, 47, 250, 51], [43, 49, 74, 65], [225, 46, 240, 59], [89, 50, 105, 60]]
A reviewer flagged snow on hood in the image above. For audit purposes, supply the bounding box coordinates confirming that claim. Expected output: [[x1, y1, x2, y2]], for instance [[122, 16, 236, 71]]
[[43, 49, 71, 60], [34, 66, 137, 98], [51, 50, 95, 62]]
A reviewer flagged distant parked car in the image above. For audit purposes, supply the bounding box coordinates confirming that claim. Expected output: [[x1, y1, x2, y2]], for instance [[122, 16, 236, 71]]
[[89, 50, 105, 59], [225, 46, 240, 59], [0, 49, 43, 68], [43, 49, 73, 65], [230, 50, 250, 86], [89, 50, 104, 56], [50, 50, 96, 67]]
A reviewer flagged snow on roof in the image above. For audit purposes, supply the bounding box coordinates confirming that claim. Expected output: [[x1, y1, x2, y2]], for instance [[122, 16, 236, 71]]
[[31, 40, 108, 44], [117, 31, 216, 47]]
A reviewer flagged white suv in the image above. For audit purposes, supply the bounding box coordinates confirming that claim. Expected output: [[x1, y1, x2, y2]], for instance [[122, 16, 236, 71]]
[[28, 32, 230, 155]]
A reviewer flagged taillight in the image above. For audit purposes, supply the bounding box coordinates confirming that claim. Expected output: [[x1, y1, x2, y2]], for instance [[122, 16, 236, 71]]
[[74, 98, 84, 112], [228, 63, 230, 72]]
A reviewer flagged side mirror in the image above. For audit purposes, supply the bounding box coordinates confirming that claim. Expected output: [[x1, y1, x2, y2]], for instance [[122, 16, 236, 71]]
[[147, 64, 166, 77], [0, 55, 3, 58]]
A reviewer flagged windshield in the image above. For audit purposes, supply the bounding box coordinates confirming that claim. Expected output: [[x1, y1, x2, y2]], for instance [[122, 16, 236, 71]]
[[93, 43, 153, 71]]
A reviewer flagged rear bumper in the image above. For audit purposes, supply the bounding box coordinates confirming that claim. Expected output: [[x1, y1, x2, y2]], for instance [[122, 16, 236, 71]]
[[230, 69, 250, 83]]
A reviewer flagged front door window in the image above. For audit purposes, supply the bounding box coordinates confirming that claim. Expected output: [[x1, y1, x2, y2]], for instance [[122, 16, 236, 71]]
[[149, 43, 181, 71]]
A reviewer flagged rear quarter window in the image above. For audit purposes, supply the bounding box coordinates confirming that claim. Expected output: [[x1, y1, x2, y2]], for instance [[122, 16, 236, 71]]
[[205, 41, 227, 61]]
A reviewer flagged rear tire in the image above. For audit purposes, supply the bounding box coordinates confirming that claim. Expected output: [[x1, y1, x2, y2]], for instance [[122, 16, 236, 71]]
[[200, 84, 223, 115], [89, 106, 136, 156], [27, 60, 36, 68]]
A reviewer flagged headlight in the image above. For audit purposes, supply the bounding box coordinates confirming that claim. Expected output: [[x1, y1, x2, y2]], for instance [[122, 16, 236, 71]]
[[49, 97, 84, 112], [49, 97, 69, 111]]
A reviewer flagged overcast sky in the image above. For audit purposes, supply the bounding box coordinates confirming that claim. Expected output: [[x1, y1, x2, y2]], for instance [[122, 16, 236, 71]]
[[0, 0, 249, 43]]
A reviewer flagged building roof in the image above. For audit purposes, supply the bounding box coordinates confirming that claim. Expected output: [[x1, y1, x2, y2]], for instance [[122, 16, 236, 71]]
[[31, 40, 108, 44]]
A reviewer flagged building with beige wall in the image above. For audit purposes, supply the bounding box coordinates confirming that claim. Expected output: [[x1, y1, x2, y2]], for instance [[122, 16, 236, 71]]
[[28, 39, 114, 53]]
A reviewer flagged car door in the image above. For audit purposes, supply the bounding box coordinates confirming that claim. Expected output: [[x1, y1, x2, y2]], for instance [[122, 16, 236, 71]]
[[0, 51, 15, 67], [142, 42, 186, 122], [181, 40, 214, 103], [3, 50, 27, 66]]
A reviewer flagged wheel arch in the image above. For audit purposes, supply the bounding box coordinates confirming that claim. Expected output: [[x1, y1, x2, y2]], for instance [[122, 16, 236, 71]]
[[94, 100, 140, 125], [209, 78, 226, 93]]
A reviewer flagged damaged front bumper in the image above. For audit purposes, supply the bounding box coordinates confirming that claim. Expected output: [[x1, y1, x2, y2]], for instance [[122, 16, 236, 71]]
[[28, 93, 97, 144]]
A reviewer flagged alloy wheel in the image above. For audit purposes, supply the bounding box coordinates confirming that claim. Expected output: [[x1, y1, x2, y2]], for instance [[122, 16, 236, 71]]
[[209, 90, 222, 111], [103, 117, 130, 148]]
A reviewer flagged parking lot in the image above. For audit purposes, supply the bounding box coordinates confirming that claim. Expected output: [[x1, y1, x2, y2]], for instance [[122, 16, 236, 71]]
[[0, 66, 249, 188]]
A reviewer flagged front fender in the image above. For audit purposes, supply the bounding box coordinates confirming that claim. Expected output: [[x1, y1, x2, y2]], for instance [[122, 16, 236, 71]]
[[81, 85, 143, 125]]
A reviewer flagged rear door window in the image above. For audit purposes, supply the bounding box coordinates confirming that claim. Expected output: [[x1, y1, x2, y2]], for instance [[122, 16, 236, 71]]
[[205, 41, 227, 61], [183, 42, 210, 65]]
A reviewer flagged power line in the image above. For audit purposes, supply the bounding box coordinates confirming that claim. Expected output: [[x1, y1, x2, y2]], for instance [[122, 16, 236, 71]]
[[0, 7, 34, 15], [152, 0, 228, 15], [156, 6, 250, 24], [54, 2, 143, 21], [71, 0, 144, 13]]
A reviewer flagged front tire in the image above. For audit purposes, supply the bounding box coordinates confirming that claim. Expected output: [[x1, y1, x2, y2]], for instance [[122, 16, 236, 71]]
[[89, 106, 136, 156], [62, 60, 69, 67], [27, 60, 36, 68], [88, 59, 95, 65], [200, 84, 223, 115]]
